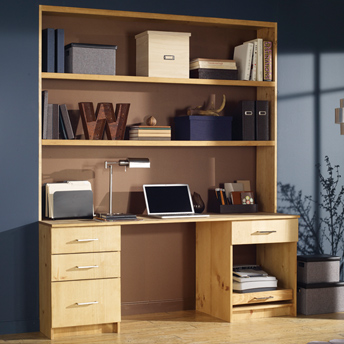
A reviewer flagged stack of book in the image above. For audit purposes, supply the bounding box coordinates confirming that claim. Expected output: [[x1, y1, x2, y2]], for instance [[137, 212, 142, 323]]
[[233, 265, 278, 293], [129, 126, 171, 140], [233, 39, 272, 81], [189, 58, 238, 80]]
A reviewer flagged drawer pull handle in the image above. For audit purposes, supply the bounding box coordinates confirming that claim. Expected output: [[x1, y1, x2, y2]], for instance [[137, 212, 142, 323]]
[[76, 265, 99, 269], [253, 296, 274, 301], [76, 238, 99, 242], [76, 301, 99, 306], [255, 230, 277, 234]]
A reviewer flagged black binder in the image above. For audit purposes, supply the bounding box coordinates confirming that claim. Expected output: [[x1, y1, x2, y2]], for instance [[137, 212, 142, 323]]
[[232, 100, 255, 140], [256, 100, 270, 140], [42, 28, 55, 73], [55, 29, 65, 73]]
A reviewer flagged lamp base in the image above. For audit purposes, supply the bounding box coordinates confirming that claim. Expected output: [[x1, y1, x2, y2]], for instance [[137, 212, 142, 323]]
[[95, 213, 137, 221]]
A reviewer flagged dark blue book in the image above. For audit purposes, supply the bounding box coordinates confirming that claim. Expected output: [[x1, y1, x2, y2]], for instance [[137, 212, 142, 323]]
[[42, 28, 55, 72], [55, 29, 64, 73]]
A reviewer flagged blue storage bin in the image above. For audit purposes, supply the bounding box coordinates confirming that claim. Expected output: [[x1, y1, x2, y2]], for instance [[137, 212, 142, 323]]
[[174, 115, 233, 141]]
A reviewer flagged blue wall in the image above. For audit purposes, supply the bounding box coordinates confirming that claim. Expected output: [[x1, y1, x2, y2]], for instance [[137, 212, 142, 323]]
[[1, 0, 343, 334]]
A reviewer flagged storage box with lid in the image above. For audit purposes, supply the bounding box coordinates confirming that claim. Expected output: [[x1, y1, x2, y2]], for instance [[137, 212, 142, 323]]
[[65, 43, 117, 75], [174, 115, 233, 141], [297, 282, 344, 315], [297, 254, 340, 284], [135, 31, 191, 78]]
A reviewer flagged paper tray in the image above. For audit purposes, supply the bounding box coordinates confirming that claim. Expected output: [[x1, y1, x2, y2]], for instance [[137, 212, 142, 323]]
[[52, 190, 93, 219]]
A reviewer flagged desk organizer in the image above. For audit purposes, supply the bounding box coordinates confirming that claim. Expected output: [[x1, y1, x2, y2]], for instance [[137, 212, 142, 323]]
[[174, 115, 233, 141], [207, 189, 258, 213]]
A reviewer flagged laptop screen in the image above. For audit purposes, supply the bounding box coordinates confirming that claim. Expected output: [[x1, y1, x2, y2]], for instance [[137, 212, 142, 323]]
[[143, 184, 195, 215]]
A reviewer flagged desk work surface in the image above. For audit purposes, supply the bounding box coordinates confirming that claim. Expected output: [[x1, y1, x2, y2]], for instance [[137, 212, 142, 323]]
[[40, 212, 299, 228]]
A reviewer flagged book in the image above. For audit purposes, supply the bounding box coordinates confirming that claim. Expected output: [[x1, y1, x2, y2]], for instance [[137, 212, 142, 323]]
[[245, 38, 263, 81], [130, 126, 171, 130], [190, 68, 238, 80], [232, 100, 255, 140], [59, 104, 75, 139], [241, 191, 254, 205], [130, 132, 171, 137], [190, 58, 237, 70], [255, 100, 270, 140], [129, 137, 171, 141], [55, 29, 64, 73], [247, 40, 257, 81], [233, 42, 253, 80], [263, 41, 273, 81], [42, 28, 55, 73], [42, 90, 49, 139], [51, 104, 59, 139]]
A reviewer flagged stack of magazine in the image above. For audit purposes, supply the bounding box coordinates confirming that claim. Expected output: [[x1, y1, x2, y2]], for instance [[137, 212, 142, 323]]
[[233, 265, 277, 293]]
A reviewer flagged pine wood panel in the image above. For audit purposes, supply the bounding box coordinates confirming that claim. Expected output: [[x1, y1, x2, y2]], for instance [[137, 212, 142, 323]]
[[50, 225, 120, 254], [51, 278, 121, 328], [51, 252, 120, 281], [232, 288, 293, 305], [196, 221, 233, 322], [231, 218, 298, 244]]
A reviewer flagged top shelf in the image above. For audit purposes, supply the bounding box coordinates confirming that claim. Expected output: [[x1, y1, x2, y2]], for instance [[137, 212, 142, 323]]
[[41, 73, 276, 87]]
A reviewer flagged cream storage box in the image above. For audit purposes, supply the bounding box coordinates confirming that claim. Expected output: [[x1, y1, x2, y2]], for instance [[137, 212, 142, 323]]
[[135, 31, 191, 78]]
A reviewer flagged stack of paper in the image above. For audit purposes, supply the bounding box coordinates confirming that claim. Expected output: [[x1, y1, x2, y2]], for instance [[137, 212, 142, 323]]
[[233, 265, 277, 293], [45, 181, 93, 219]]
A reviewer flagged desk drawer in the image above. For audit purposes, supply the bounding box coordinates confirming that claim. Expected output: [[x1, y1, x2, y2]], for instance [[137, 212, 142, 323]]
[[232, 288, 293, 306], [51, 226, 120, 254], [232, 219, 298, 245], [51, 252, 120, 281], [51, 278, 120, 328]]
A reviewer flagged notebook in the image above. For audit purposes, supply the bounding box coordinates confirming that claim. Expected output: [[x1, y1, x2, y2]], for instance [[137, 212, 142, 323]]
[[143, 184, 209, 219]]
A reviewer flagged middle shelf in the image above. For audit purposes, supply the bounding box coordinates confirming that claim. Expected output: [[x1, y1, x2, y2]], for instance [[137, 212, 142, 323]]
[[41, 139, 276, 147]]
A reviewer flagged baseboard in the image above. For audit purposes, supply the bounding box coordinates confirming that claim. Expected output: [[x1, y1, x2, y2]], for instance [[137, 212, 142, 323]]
[[121, 298, 195, 316], [0, 319, 39, 335]]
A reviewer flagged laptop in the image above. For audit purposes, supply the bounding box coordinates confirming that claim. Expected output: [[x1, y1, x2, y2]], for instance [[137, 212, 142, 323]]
[[143, 184, 209, 219]]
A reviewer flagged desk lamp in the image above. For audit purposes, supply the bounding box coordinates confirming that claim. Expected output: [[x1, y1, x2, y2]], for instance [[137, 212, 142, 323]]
[[100, 158, 150, 220], [335, 99, 344, 134]]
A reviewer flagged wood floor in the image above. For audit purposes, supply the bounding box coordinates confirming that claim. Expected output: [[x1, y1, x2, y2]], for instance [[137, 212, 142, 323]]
[[1, 311, 344, 344]]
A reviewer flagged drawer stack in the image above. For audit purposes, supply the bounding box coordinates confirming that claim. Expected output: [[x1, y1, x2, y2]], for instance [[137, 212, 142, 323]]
[[39, 223, 121, 339]]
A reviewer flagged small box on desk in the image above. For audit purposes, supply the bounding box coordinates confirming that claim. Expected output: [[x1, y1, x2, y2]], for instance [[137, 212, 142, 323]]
[[135, 30, 191, 78], [65, 43, 117, 75], [297, 254, 340, 284], [174, 115, 232, 141], [190, 68, 238, 80], [297, 282, 344, 315]]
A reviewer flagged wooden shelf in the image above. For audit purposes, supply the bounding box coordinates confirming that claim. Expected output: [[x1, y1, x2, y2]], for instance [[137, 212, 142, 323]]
[[42, 72, 276, 87], [41, 139, 276, 147]]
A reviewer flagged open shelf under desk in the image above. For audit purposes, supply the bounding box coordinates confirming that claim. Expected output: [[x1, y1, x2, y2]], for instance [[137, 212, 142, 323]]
[[42, 72, 276, 87], [41, 139, 276, 147]]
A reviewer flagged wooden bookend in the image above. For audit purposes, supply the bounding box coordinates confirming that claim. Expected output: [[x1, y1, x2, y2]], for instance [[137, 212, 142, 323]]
[[78, 102, 97, 139], [96, 103, 118, 140], [114, 103, 130, 140]]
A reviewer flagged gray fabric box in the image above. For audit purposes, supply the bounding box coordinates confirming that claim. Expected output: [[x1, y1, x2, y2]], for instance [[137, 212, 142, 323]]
[[65, 43, 117, 75], [297, 254, 340, 284], [297, 282, 344, 315]]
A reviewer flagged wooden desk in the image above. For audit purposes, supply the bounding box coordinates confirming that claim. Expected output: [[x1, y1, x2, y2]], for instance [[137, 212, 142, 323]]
[[39, 213, 298, 339]]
